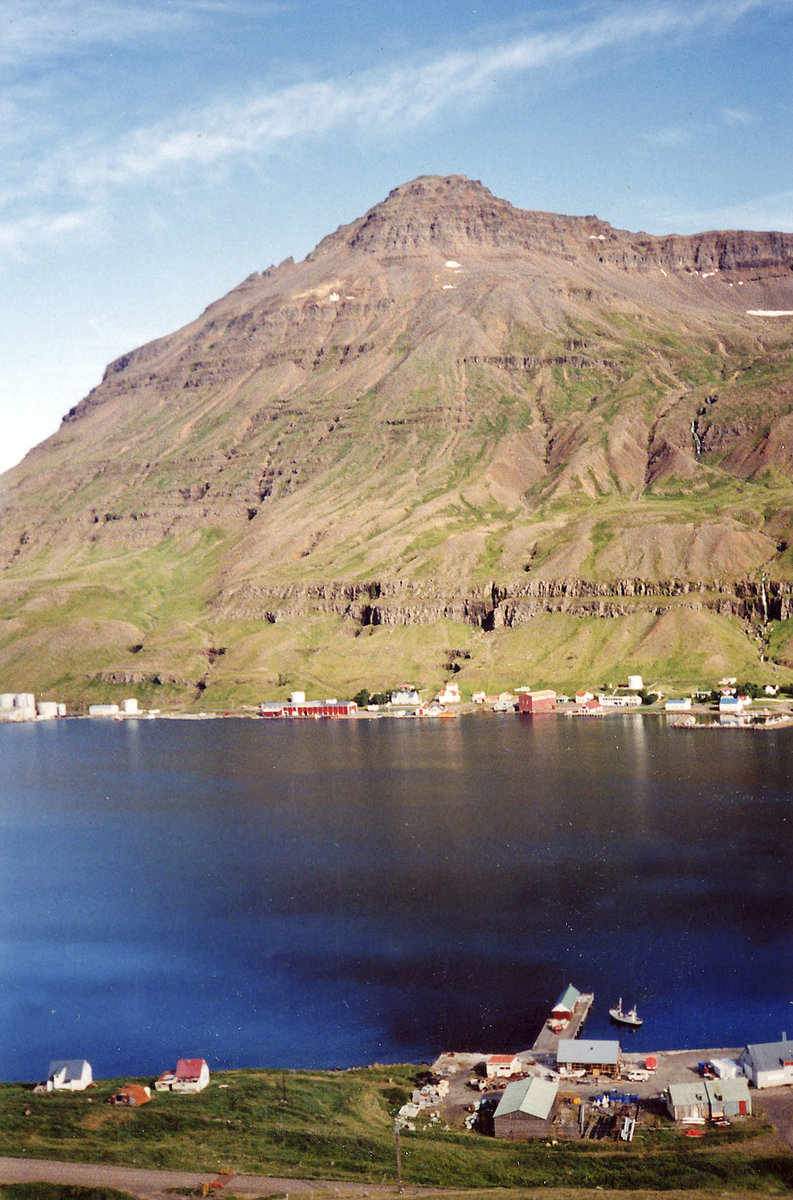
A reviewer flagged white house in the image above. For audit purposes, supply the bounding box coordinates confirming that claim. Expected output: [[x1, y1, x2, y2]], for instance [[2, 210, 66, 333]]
[[665, 697, 692, 711], [156, 1057, 210, 1093], [390, 685, 421, 706], [740, 1041, 793, 1089], [484, 1054, 522, 1079], [598, 693, 642, 708], [436, 681, 461, 704], [46, 1059, 93, 1091]]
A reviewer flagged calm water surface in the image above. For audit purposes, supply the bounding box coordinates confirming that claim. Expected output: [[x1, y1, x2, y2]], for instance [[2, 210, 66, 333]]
[[0, 714, 791, 1081]]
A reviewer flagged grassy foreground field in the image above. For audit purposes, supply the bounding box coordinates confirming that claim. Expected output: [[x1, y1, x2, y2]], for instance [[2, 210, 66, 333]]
[[1, 1068, 792, 1195]]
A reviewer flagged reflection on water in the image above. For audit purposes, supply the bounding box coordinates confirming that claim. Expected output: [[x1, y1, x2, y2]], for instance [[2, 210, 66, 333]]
[[0, 714, 791, 1080]]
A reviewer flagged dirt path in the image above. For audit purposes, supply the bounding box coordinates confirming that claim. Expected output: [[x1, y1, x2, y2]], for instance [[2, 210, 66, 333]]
[[0, 1157, 421, 1200]]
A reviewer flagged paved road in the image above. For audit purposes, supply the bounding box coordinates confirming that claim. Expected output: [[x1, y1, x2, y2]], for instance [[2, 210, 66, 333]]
[[0, 1157, 422, 1199]]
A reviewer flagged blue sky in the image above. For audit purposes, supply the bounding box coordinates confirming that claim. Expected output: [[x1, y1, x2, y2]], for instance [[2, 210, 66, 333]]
[[1, 0, 792, 474]]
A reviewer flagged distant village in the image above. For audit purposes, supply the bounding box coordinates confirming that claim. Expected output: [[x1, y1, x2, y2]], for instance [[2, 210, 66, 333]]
[[28, 985, 793, 1146], [2, 673, 793, 727]]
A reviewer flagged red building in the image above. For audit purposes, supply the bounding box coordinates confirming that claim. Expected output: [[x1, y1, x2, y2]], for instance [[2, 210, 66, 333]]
[[518, 690, 557, 714], [260, 700, 358, 719]]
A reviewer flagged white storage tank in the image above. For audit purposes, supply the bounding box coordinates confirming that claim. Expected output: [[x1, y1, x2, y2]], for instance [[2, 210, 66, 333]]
[[37, 701, 59, 719], [88, 703, 120, 717], [0, 694, 15, 710], [289, 690, 306, 704], [14, 693, 35, 709], [57, 703, 67, 717], [122, 698, 139, 714], [628, 675, 643, 691]]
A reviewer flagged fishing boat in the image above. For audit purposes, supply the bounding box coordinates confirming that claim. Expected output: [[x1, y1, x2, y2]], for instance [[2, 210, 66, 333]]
[[609, 998, 643, 1028]]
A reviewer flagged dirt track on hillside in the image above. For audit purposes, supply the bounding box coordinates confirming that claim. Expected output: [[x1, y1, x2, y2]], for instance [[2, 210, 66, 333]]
[[0, 1157, 418, 1199]]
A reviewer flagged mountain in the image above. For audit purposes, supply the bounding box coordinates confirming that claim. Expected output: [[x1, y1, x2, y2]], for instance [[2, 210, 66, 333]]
[[3, 174, 793, 707]]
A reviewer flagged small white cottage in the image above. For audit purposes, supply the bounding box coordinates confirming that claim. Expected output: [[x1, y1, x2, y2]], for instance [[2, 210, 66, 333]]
[[46, 1059, 93, 1091], [484, 1054, 522, 1079]]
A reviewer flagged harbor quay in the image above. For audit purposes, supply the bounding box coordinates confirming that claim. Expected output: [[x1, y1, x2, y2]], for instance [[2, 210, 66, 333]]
[[425, 985, 790, 1143]]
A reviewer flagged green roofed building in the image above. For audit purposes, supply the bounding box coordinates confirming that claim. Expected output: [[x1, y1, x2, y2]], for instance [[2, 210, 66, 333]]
[[494, 1077, 559, 1139], [551, 984, 581, 1018]]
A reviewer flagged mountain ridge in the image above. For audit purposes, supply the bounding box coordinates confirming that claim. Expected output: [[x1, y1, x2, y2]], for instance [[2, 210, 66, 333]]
[[3, 174, 793, 706]]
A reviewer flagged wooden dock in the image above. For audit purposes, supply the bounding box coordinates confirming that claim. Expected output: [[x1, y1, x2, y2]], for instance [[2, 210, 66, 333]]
[[528, 992, 594, 1056]]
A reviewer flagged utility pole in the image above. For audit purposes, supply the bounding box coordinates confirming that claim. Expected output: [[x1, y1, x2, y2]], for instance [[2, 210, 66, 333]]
[[394, 1119, 403, 1194]]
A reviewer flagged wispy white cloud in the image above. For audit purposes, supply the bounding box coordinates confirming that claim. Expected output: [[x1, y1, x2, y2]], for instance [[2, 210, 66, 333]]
[[0, 0, 783, 253], [0, 0, 280, 66], [722, 105, 756, 126], [645, 126, 693, 147], [644, 188, 793, 233], [0, 207, 93, 250]]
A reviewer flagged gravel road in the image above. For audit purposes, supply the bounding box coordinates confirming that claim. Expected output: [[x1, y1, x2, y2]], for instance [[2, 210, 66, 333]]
[[0, 1157, 420, 1199]]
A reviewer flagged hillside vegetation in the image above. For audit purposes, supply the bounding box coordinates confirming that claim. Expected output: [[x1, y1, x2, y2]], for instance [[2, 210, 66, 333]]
[[1, 1068, 792, 1195], [2, 176, 793, 706]]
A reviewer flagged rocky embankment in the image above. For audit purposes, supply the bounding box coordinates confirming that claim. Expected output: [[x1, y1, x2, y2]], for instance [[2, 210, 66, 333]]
[[216, 576, 793, 629]]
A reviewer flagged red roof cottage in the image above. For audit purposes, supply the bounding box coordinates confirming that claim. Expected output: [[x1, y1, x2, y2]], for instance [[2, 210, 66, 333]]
[[155, 1057, 210, 1093]]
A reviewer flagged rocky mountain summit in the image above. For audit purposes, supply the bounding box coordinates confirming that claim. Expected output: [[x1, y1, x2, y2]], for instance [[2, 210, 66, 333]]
[[3, 175, 793, 705]]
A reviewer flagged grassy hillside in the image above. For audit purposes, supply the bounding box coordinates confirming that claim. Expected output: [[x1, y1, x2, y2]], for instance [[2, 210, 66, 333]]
[[1, 1068, 791, 1194]]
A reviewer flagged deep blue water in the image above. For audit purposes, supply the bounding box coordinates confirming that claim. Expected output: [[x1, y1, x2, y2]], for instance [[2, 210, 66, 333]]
[[0, 713, 791, 1082]]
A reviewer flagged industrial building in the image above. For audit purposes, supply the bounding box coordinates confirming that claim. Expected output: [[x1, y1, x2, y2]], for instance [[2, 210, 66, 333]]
[[665, 1077, 751, 1121], [740, 1040, 793, 1088], [551, 984, 581, 1021], [260, 700, 358, 718], [557, 1039, 621, 1077], [518, 690, 557, 714], [493, 1076, 559, 1139]]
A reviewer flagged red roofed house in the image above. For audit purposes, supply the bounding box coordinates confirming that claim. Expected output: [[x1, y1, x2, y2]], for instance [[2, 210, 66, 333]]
[[484, 1054, 521, 1079], [155, 1057, 210, 1093]]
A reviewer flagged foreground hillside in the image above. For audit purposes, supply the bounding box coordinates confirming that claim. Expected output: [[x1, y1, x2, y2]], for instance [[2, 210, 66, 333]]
[[1, 1067, 791, 1195], [2, 176, 793, 707]]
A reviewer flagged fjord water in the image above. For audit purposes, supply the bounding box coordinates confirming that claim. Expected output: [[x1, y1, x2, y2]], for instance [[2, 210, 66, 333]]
[[1, 714, 790, 1081]]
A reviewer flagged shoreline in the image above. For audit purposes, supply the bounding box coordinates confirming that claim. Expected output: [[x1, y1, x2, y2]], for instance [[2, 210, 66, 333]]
[[4, 703, 793, 728]]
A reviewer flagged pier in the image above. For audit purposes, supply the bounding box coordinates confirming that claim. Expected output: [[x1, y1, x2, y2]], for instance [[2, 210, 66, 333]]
[[528, 992, 594, 1056]]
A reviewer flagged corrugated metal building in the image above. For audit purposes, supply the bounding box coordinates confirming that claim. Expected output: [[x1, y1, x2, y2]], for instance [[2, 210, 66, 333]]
[[551, 984, 581, 1019], [493, 1077, 559, 1139], [557, 1039, 621, 1076], [666, 1078, 751, 1120], [666, 1081, 710, 1121], [706, 1077, 751, 1118], [740, 1040, 793, 1088]]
